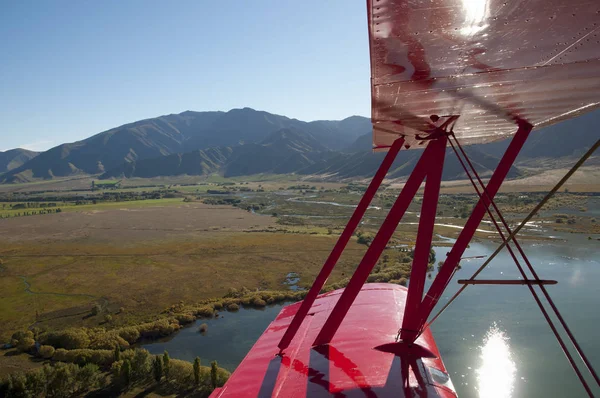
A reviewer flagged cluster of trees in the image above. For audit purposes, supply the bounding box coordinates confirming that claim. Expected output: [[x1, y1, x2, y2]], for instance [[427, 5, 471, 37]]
[[7, 202, 58, 210], [1, 362, 105, 397], [287, 184, 315, 190], [201, 197, 267, 214], [0, 348, 230, 397], [0, 208, 62, 219], [202, 197, 241, 206], [343, 183, 368, 193]]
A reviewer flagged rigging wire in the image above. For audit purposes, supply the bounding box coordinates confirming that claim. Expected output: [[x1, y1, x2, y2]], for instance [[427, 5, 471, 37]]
[[425, 138, 600, 327], [423, 137, 600, 395], [451, 135, 600, 388], [440, 136, 593, 395]]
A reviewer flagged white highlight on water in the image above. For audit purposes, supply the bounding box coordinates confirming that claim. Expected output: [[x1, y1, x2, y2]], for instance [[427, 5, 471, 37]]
[[476, 324, 516, 398]]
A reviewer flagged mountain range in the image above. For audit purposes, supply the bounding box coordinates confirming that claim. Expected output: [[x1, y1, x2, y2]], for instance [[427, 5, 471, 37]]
[[0, 149, 39, 174], [1, 107, 598, 183]]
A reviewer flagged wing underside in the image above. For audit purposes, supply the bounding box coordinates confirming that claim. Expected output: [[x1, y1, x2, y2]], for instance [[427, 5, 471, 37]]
[[369, 0, 600, 150]]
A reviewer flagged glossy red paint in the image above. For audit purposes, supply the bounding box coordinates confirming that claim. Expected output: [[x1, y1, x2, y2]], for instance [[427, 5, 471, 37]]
[[211, 284, 456, 398], [368, 0, 600, 149], [313, 137, 448, 346], [419, 121, 532, 330], [278, 137, 405, 352], [400, 136, 446, 342]]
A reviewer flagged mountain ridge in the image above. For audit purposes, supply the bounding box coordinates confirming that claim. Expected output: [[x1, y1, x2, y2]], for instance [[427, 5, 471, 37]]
[[2, 107, 598, 183], [0, 148, 39, 174], [1, 108, 369, 183]]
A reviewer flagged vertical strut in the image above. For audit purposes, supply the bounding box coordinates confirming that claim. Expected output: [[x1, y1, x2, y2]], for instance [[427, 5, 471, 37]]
[[313, 138, 446, 346], [417, 121, 532, 328], [278, 137, 405, 351], [400, 136, 446, 342]]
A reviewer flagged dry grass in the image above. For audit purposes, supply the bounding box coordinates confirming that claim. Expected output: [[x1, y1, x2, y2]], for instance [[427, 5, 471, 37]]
[[0, 202, 369, 341]]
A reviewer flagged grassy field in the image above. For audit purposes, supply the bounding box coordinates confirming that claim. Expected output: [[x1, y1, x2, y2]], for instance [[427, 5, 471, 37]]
[[0, 198, 185, 218], [0, 173, 598, 382], [0, 201, 374, 342]]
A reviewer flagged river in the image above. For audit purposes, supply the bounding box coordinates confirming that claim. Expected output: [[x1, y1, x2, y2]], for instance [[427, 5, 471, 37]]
[[142, 231, 600, 397]]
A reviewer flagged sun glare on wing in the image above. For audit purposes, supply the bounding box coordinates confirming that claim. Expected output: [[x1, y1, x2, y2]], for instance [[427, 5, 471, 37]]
[[476, 325, 516, 398], [460, 0, 489, 36]]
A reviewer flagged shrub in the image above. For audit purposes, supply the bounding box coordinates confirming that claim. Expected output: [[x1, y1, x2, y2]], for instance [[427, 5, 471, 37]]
[[227, 303, 240, 311], [198, 323, 208, 333], [53, 348, 114, 368], [117, 327, 140, 344], [17, 337, 36, 353], [195, 306, 215, 317], [38, 345, 55, 359], [11, 330, 34, 342], [357, 234, 373, 245], [104, 314, 113, 323], [253, 298, 266, 307], [91, 304, 102, 316], [137, 319, 180, 339], [39, 328, 91, 349], [176, 313, 195, 325], [89, 331, 129, 350]]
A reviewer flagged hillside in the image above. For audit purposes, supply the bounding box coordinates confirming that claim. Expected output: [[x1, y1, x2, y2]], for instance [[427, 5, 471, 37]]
[[102, 128, 332, 178], [476, 109, 600, 166], [3, 108, 599, 183], [103, 126, 518, 181], [0, 149, 39, 174], [1, 109, 370, 183]]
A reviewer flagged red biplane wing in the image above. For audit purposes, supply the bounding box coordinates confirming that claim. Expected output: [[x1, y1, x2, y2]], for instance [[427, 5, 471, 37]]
[[369, 0, 600, 149], [213, 2, 600, 397]]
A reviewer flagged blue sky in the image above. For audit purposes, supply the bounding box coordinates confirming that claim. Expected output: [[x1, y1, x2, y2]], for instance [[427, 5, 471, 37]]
[[0, 0, 370, 151]]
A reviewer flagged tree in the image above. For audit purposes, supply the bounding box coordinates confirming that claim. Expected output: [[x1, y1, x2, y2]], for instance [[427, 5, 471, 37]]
[[210, 361, 218, 389], [163, 351, 170, 381], [75, 364, 100, 393], [25, 369, 46, 396], [6, 373, 27, 397], [131, 349, 151, 382], [114, 345, 121, 362], [153, 355, 163, 383], [193, 357, 201, 386], [121, 360, 132, 387]]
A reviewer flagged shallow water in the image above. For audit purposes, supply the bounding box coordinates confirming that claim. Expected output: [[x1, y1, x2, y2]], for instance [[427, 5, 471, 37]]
[[142, 231, 600, 397]]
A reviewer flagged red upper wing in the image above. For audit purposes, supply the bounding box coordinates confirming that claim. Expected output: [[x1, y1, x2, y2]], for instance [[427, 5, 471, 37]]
[[369, 0, 600, 149]]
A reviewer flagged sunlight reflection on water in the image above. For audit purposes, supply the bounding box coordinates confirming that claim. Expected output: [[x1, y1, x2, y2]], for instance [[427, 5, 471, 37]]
[[476, 324, 516, 398]]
